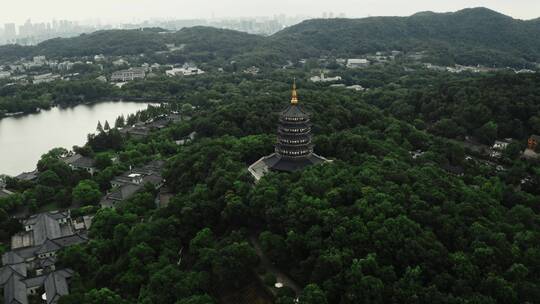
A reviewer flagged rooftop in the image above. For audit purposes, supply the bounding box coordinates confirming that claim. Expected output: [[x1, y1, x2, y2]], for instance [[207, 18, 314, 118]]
[[62, 154, 96, 169], [248, 153, 331, 181]]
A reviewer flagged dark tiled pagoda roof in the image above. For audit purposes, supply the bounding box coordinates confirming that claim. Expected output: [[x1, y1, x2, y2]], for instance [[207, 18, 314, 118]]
[[264, 153, 328, 172], [280, 104, 309, 119]]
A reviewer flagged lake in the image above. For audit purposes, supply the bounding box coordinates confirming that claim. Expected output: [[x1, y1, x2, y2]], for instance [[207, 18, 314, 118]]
[[0, 101, 155, 176]]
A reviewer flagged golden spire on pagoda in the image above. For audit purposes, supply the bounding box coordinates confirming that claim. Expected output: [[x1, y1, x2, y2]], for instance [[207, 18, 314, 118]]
[[291, 78, 298, 105]]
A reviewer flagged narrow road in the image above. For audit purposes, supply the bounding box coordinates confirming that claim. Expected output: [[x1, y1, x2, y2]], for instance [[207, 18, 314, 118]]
[[249, 234, 302, 295]]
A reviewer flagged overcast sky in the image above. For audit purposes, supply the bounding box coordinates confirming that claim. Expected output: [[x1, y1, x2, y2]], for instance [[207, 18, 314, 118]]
[[1, 0, 539, 24]]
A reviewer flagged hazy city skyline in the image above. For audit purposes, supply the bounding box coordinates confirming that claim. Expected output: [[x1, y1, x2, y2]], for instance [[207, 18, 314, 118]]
[[1, 0, 539, 24]]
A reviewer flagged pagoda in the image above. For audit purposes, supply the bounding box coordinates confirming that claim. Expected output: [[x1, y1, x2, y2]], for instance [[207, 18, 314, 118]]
[[248, 81, 330, 181]]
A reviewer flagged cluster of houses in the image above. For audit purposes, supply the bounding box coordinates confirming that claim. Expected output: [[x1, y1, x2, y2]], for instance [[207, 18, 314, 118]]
[[0, 110, 195, 301], [100, 160, 165, 208], [0, 210, 92, 304], [14, 153, 97, 183], [243, 66, 260, 75], [424, 63, 538, 74], [308, 71, 365, 91], [408, 135, 540, 180], [62, 153, 97, 175], [0, 53, 170, 86], [0, 55, 103, 85], [119, 113, 182, 139], [109, 62, 206, 82], [165, 63, 205, 77], [299, 51, 403, 70]]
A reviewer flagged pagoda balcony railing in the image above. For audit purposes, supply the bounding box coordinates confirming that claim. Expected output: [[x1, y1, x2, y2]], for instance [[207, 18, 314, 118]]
[[278, 135, 312, 143], [278, 128, 311, 135], [277, 139, 311, 146], [276, 144, 314, 152], [276, 149, 314, 158], [279, 154, 313, 160], [279, 118, 310, 125]]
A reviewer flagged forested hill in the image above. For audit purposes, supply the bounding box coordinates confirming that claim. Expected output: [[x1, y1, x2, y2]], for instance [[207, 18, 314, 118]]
[[0, 26, 264, 61], [270, 7, 540, 66], [1, 7, 539, 67]]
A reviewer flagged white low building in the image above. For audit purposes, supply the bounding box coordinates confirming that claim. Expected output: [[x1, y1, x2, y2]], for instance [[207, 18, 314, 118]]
[[310, 73, 342, 83], [346, 85, 366, 91], [166, 67, 205, 77], [111, 68, 146, 82], [492, 139, 512, 151], [33, 73, 60, 84], [346, 58, 370, 69], [113, 59, 129, 66]]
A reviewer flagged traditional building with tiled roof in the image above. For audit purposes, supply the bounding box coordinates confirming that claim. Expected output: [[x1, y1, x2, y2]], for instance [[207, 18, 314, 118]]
[[249, 81, 330, 181]]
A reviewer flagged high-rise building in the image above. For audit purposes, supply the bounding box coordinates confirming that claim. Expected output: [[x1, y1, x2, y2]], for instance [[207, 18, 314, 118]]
[[4, 23, 16, 40], [248, 81, 330, 181]]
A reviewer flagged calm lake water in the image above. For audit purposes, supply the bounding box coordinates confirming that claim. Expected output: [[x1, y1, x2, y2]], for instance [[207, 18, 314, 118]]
[[0, 101, 154, 176]]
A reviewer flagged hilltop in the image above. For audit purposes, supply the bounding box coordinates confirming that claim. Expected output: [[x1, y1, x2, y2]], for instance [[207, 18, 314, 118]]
[[269, 7, 540, 66]]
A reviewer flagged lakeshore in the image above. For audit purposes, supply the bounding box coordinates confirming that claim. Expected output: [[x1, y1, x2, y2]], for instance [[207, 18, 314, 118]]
[[0, 100, 155, 176]]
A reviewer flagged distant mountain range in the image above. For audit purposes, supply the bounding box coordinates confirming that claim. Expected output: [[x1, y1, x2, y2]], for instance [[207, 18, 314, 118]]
[[0, 7, 539, 67], [269, 7, 540, 66]]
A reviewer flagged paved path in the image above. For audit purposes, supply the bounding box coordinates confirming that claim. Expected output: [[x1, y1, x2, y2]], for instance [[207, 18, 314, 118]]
[[249, 234, 302, 295]]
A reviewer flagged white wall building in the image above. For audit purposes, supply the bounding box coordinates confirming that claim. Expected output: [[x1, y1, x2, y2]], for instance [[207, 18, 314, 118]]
[[346, 58, 370, 69], [310, 72, 342, 83], [33, 73, 60, 84], [0, 71, 11, 79], [166, 67, 205, 77], [111, 68, 146, 82]]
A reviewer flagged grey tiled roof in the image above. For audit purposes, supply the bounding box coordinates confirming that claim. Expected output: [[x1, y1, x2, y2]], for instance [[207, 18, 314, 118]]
[[143, 174, 164, 186], [62, 154, 96, 169], [35, 240, 61, 255], [44, 271, 70, 304], [25, 213, 63, 245], [0, 265, 26, 285], [38, 257, 57, 269], [281, 104, 310, 118], [264, 153, 328, 172], [22, 274, 47, 288], [15, 170, 38, 181], [50, 234, 88, 248], [101, 160, 165, 208], [2, 252, 24, 266], [111, 184, 142, 201], [4, 273, 28, 304], [0, 189, 14, 198]]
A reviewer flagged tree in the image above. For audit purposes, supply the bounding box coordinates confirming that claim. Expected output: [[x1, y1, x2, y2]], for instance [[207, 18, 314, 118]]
[[84, 288, 127, 304], [73, 145, 94, 157], [96, 121, 104, 133], [115, 115, 125, 128], [176, 295, 215, 304], [37, 170, 61, 188], [104, 120, 111, 131], [299, 284, 328, 304], [94, 153, 113, 170], [474, 121, 498, 144], [72, 180, 101, 206], [181, 103, 194, 119]]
